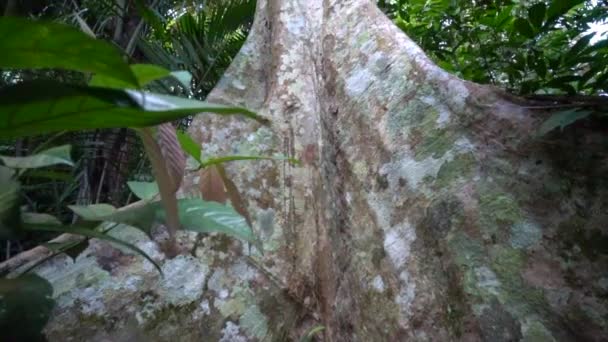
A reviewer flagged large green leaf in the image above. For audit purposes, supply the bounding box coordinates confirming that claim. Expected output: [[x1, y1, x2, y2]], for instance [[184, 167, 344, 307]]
[[172, 198, 256, 244], [513, 18, 535, 39], [0, 145, 73, 169], [69, 203, 157, 234], [127, 181, 160, 201], [0, 17, 137, 87], [0, 274, 55, 341], [0, 81, 265, 139], [528, 3, 546, 31], [177, 130, 202, 163], [90, 64, 171, 89], [566, 33, 594, 62], [170, 71, 193, 90], [22, 212, 62, 225], [546, 0, 585, 23], [24, 223, 162, 274], [71, 198, 257, 245], [539, 109, 592, 135]]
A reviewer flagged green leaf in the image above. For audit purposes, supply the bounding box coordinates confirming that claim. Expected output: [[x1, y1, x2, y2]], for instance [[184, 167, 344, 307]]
[[176, 130, 202, 163], [0, 145, 73, 169], [24, 223, 163, 275], [534, 59, 547, 78], [69, 202, 157, 235], [0, 17, 137, 87], [514, 18, 535, 39], [546, 0, 585, 23], [0, 81, 266, 139], [134, 0, 167, 40], [40, 239, 87, 263], [74, 12, 96, 38], [0, 274, 55, 341], [172, 199, 256, 244], [170, 71, 193, 90], [69, 203, 117, 219], [566, 33, 594, 62], [539, 109, 592, 136], [131, 64, 172, 87], [70, 199, 258, 247], [528, 3, 546, 31], [23, 169, 74, 181], [127, 181, 160, 201], [22, 212, 61, 225], [90, 64, 171, 89], [43, 241, 79, 252]]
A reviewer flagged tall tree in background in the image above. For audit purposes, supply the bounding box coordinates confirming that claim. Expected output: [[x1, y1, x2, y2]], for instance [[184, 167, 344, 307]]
[[378, 0, 608, 96]]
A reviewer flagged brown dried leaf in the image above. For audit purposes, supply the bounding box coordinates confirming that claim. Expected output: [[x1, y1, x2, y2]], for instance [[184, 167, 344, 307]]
[[139, 128, 180, 238], [216, 164, 252, 227], [157, 123, 186, 193], [199, 165, 227, 204]]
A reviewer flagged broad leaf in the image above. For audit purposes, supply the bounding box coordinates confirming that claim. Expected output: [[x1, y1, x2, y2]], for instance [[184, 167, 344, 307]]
[[134, 0, 167, 40], [170, 71, 193, 90], [90, 64, 171, 89], [546, 0, 585, 23], [24, 169, 74, 181], [24, 223, 162, 274], [22, 212, 61, 225], [0, 274, 55, 341], [0, 17, 137, 87], [566, 33, 594, 62], [0, 81, 264, 139], [199, 166, 228, 203], [539, 109, 592, 135], [43, 241, 80, 252], [74, 12, 95, 38], [0, 145, 73, 169], [169, 198, 256, 244], [127, 181, 160, 201], [177, 130, 202, 163], [69, 203, 157, 234], [69, 203, 117, 219], [528, 3, 546, 31], [70, 199, 257, 246], [514, 18, 535, 39]]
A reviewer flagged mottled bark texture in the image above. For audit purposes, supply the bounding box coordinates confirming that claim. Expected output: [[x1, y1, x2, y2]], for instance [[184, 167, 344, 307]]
[[17, 0, 608, 341]]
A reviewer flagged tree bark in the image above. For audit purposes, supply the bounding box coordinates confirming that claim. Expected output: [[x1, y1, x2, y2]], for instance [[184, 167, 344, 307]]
[[186, 0, 608, 340], [9, 0, 607, 341]]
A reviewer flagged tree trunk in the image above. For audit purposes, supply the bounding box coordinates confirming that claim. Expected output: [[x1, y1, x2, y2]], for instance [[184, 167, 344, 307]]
[[12, 0, 608, 341]]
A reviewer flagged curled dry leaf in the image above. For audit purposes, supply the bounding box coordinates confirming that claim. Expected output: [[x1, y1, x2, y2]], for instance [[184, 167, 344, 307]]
[[199, 165, 227, 204], [216, 164, 252, 228], [198, 164, 252, 227], [157, 123, 186, 193], [139, 128, 180, 252]]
